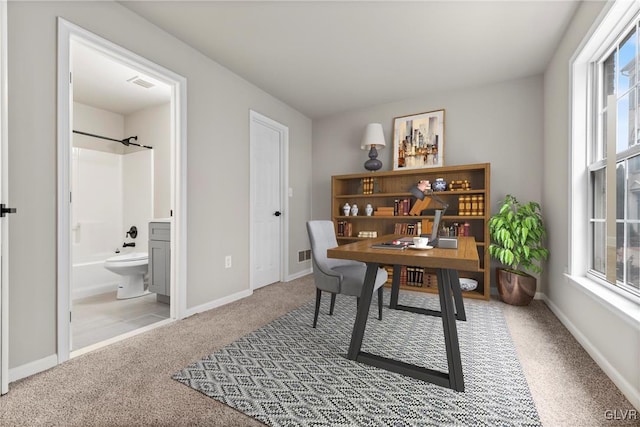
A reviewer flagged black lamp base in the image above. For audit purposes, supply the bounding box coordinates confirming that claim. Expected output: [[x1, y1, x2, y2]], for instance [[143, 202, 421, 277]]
[[364, 145, 382, 171]]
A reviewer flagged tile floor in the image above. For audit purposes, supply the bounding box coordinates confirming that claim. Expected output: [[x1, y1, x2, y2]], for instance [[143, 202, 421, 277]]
[[72, 291, 170, 351]]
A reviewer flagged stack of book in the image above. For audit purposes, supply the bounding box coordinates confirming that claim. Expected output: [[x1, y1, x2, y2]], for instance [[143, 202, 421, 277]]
[[374, 206, 395, 216]]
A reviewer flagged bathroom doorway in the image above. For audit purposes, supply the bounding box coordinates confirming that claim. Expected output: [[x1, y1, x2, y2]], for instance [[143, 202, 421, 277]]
[[57, 19, 187, 362]]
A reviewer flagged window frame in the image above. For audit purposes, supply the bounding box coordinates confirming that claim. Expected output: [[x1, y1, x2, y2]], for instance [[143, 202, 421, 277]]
[[571, 0, 640, 304]]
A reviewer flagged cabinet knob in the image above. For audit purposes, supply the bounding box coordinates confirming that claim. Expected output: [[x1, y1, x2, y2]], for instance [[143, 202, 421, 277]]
[[274, 211, 282, 217]]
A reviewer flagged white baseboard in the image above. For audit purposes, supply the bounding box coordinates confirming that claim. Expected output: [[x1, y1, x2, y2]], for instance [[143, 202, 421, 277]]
[[183, 288, 253, 318], [286, 269, 311, 281], [9, 354, 58, 383], [541, 293, 640, 410]]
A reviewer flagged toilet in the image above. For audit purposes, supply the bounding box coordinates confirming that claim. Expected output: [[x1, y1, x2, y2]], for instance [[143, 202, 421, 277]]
[[104, 252, 149, 299]]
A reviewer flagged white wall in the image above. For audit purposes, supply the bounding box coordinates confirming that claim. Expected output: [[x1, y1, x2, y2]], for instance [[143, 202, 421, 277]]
[[7, 1, 312, 370], [312, 74, 544, 293], [543, 1, 639, 408]]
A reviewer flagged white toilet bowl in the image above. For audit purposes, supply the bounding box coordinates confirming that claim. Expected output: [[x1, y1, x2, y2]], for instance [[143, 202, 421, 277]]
[[104, 252, 149, 299]]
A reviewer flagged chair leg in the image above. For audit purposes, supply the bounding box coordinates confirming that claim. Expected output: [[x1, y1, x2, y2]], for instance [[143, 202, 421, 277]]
[[313, 288, 321, 328], [356, 297, 360, 308], [377, 286, 383, 320], [329, 293, 337, 315]]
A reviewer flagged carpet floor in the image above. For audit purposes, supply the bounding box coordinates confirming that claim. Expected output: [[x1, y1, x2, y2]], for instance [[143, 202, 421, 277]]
[[0, 275, 636, 426], [174, 291, 540, 426]]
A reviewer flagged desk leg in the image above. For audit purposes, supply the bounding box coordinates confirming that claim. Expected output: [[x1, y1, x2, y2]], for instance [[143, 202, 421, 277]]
[[449, 269, 466, 322], [436, 268, 465, 392], [347, 262, 379, 360], [389, 264, 401, 309]]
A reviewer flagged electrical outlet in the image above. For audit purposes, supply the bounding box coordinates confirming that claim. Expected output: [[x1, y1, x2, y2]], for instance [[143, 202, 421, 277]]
[[225, 255, 232, 269]]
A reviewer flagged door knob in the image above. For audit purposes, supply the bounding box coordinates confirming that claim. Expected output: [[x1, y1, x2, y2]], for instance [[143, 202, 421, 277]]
[[0, 204, 16, 217], [274, 211, 282, 216]]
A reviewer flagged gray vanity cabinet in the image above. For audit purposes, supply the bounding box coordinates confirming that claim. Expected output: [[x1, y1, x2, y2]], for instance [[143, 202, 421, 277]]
[[149, 222, 170, 303]]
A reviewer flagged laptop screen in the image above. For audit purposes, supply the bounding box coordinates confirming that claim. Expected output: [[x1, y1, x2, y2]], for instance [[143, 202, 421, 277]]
[[429, 209, 444, 246]]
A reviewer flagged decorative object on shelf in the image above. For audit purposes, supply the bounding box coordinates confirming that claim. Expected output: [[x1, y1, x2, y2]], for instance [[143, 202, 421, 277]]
[[392, 109, 445, 170], [361, 123, 386, 172], [350, 204, 359, 216], [365, 204, 373, 216], [459, 278, 478, 292], [433, 178, 447, 191], [342, 203, 351, 216], [488, 195, 549, 306]]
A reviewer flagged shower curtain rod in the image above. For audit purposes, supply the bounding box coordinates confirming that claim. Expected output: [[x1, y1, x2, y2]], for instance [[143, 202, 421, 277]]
[[73, 130, 153, 149]]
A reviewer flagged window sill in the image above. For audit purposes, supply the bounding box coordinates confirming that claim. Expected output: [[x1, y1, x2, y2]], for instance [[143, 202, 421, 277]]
[[564, 274, 640, 330]]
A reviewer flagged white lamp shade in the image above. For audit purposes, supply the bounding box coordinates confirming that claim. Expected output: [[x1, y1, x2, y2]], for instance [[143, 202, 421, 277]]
[[360, 123, 386, 150]]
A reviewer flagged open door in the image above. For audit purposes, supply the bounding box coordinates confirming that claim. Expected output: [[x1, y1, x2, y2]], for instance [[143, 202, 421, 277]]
[[0, 0, 12, 395]]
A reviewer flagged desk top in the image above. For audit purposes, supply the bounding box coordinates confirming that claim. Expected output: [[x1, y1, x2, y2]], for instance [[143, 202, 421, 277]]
[[327, 235, 480, 271]]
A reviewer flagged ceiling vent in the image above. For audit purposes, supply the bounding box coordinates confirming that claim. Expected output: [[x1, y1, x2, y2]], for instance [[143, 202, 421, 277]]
[[127, 76, 155, 89]]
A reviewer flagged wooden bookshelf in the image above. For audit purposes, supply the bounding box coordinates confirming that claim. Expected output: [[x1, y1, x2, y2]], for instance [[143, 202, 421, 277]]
[[332, 163, 490, 300]]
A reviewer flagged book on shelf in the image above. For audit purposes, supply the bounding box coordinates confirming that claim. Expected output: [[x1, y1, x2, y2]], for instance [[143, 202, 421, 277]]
[[393, 222, 422, 235], [336, 220, 352, 237]]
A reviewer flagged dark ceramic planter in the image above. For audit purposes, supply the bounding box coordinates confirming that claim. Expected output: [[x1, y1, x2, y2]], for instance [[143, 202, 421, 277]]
[[496, 268, 536, 306]]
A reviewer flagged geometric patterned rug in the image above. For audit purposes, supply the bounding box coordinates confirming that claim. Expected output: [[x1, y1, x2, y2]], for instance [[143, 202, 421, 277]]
[[173, 291, 541, 426]]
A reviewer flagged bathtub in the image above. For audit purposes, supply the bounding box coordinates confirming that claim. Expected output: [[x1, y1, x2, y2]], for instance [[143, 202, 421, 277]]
[[72, 252, 121, 300]]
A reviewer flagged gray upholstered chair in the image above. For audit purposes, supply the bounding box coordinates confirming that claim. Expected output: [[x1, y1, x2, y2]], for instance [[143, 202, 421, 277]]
[[307, 220, 388, 328]]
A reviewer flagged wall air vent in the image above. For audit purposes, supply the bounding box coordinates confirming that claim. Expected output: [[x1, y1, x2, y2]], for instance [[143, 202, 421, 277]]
[[126, 75, 155, 89]]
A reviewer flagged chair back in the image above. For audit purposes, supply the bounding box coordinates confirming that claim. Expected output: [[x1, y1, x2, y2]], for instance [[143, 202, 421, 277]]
[[307, 220, 354, 293]]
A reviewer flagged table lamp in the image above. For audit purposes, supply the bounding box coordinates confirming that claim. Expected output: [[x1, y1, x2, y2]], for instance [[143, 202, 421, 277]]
[[409, 180, 456, 248], [361, 123, 386, 171]]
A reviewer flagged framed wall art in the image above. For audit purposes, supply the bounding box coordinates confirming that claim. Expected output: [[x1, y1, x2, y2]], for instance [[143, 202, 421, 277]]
[[392, 109, 445, 170]]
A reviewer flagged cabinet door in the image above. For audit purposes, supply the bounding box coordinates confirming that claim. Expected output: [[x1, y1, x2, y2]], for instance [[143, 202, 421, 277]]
[[149, 240, 167, 295]]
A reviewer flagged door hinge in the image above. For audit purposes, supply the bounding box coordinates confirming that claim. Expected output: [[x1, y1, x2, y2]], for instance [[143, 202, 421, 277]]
[[0, 204, 16, 217]]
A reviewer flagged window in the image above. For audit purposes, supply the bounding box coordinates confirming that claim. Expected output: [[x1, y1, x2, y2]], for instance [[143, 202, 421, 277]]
[[585, 6, 640, 299]]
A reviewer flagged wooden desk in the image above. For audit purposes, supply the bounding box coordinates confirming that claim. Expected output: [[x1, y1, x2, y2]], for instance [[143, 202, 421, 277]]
[[327, 235, 479, 392]]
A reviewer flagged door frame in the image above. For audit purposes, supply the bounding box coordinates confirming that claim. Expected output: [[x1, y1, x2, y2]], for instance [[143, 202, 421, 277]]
[[0, 0, 8, 395], [56, 18, 188, 362], [249, 110, 289, 290]]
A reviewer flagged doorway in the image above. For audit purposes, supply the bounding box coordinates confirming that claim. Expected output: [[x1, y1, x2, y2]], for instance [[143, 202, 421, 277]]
[[57, 19, 187, 362], [249, 111, 289, 290], [0, 0, 8, 395]]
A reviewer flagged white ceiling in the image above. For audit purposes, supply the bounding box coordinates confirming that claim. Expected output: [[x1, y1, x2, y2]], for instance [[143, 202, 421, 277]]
[[117, 0, 580, 119], [74, 1, 580, 119], [72, 41, 171, 116]]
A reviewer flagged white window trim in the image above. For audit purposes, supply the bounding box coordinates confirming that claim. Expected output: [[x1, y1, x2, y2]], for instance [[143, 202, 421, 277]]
[[570, 0, 640, 322]]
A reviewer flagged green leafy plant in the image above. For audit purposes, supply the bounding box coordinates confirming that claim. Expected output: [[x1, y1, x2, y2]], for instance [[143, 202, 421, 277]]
[[488, 194, 549, 275]]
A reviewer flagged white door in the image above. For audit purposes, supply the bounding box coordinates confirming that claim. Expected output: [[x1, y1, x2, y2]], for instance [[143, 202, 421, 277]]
[[0, 0, 9, 395], [250, 111, 287, 289]]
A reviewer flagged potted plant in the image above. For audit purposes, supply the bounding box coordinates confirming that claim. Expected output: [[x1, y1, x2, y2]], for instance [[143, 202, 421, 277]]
[[488, 195, 549, 305]]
